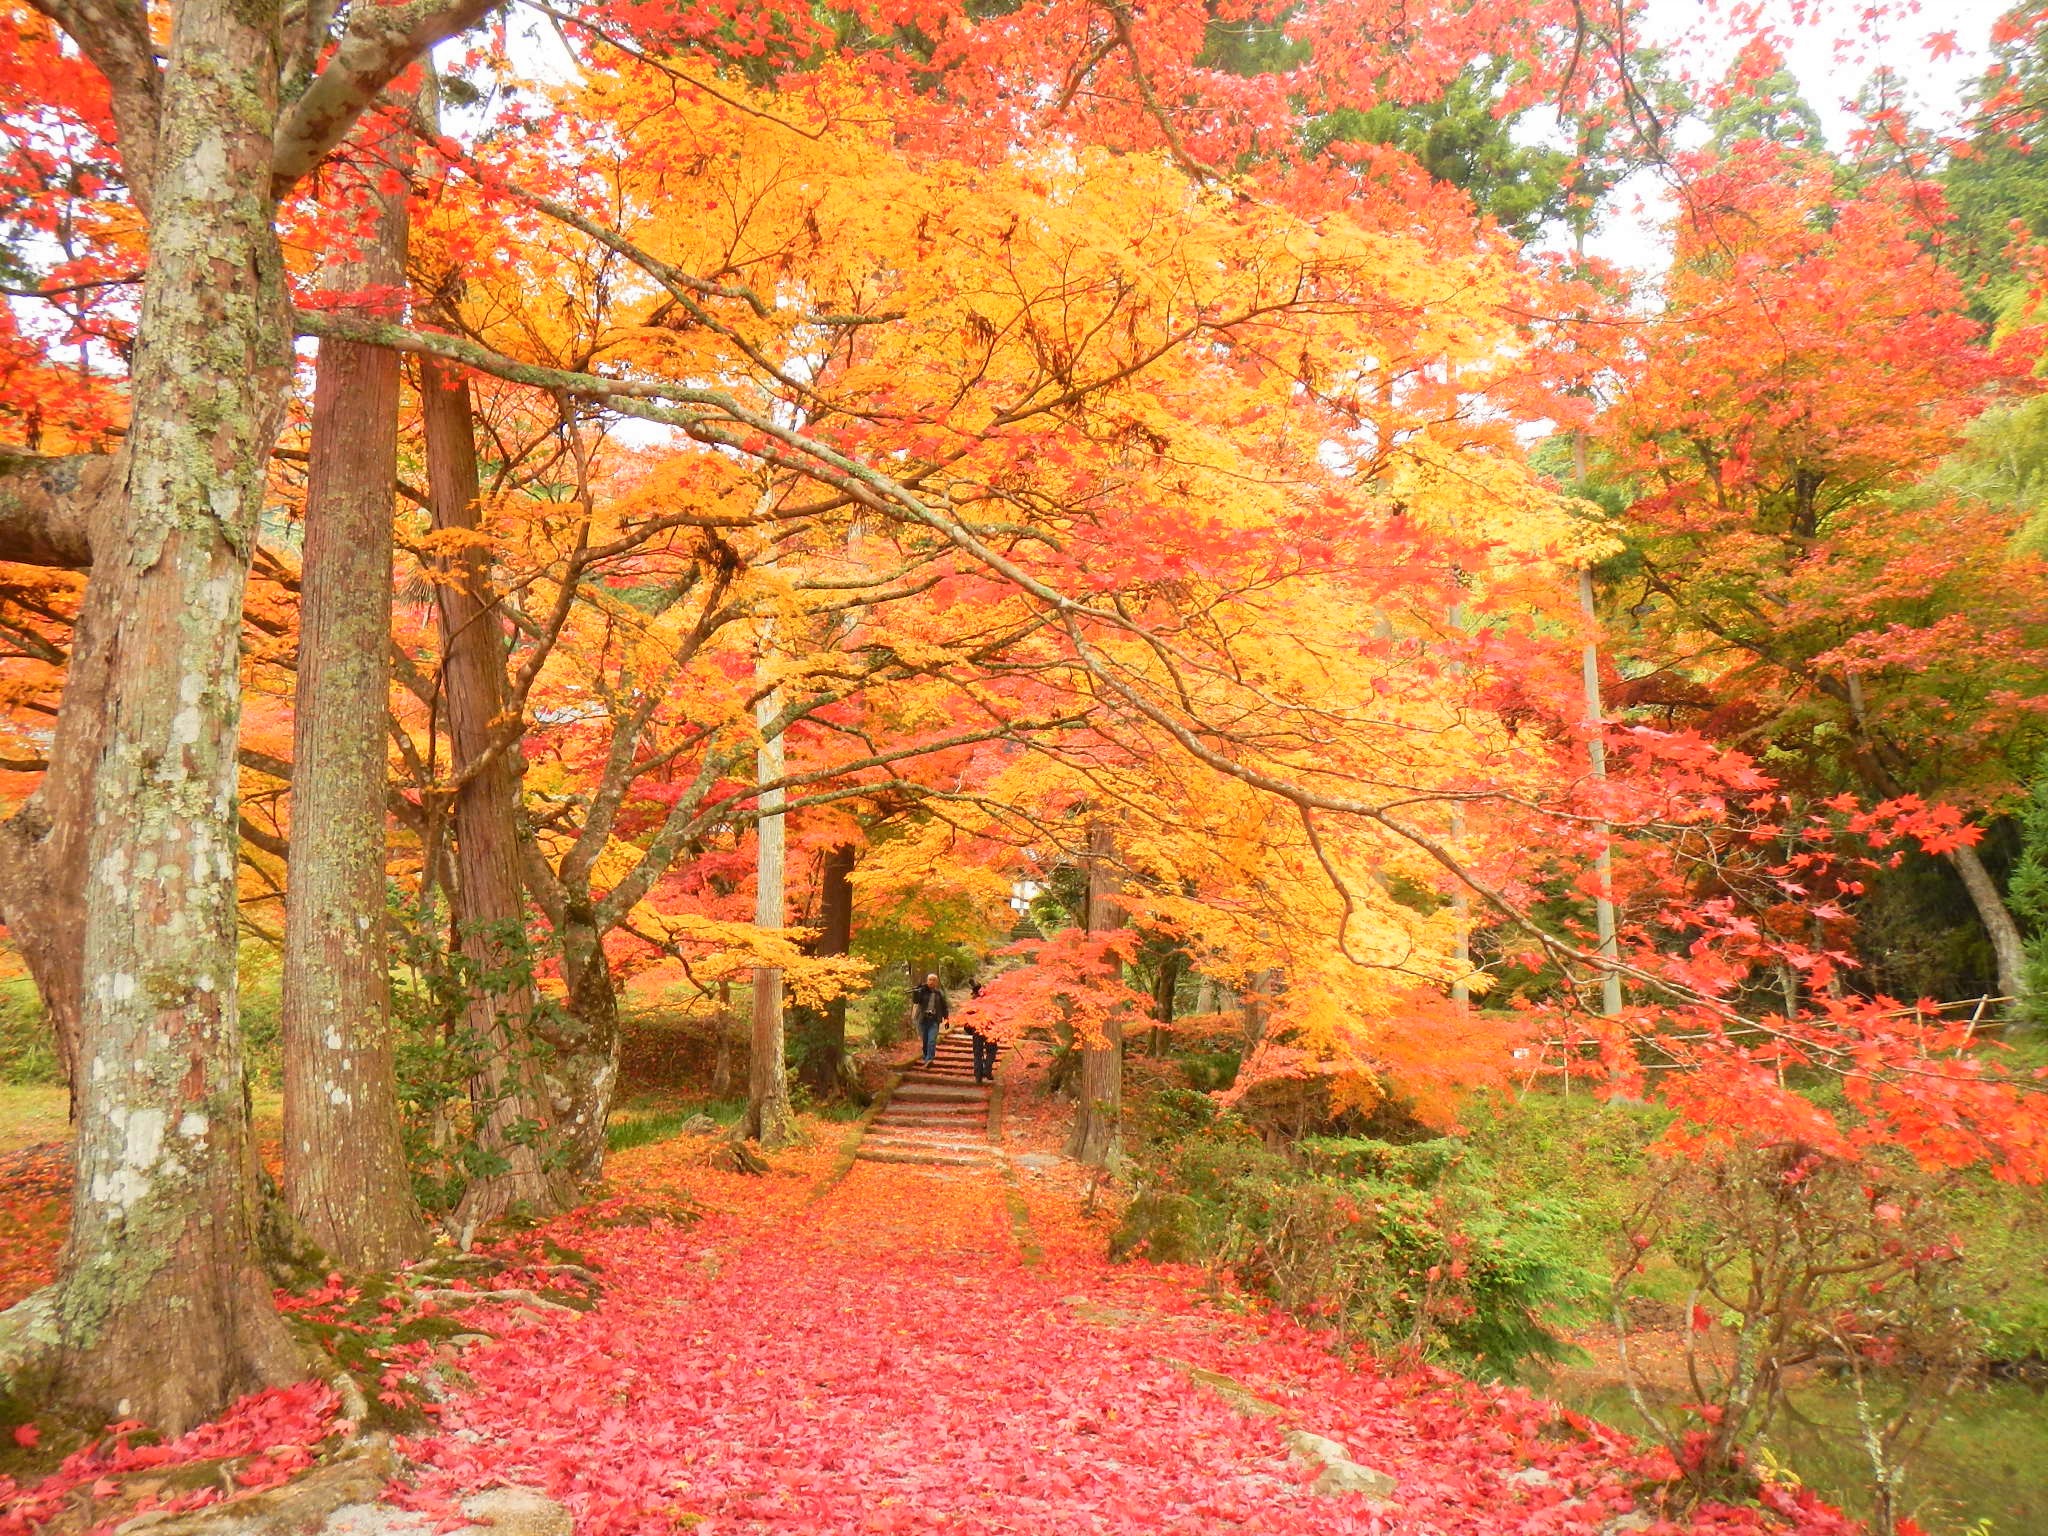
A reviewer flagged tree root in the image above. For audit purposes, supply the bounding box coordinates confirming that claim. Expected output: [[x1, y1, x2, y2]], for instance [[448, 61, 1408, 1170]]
[[408, 1287, 579, 1316], [0, 1287, 60, 1396], [108, 1433, 394, 1536]]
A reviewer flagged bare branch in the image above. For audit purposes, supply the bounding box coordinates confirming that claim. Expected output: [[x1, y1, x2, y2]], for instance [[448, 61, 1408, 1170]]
[[24, 0, 161, 212]]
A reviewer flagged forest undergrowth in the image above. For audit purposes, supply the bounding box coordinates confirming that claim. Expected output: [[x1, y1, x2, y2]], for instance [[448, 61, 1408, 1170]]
[[2, 1100, 1880, 1536]]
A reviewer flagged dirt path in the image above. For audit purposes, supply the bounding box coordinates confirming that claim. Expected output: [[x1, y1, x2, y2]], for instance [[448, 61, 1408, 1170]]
[[384, 1133, 1856, 1536], [3, 1056, 1860, 1536]]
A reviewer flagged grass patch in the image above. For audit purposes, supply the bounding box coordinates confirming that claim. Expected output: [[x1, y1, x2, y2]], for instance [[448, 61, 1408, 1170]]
[[0, 979, 58, 1086], [604, 1094, 743, 1154], [0, 1084, 69, 1154], [1003, 1184, 1044, 1267]]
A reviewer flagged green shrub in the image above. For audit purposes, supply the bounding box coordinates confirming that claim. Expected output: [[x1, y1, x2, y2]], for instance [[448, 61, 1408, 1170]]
[[1178, 1050, 1240, 1092], [1298, 1135, 1463, 1186], [1109, 1190, 1208, 1264], [859, 977, 911, 1049], [1114, 1106, 1589, 1378]]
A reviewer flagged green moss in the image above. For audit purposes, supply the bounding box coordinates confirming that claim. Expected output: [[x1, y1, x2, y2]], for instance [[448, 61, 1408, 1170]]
[[1109, 1190, 1206, 1263]]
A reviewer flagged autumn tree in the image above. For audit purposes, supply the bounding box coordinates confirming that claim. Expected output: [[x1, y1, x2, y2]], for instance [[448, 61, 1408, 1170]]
[[0, 0, 501, 1430], [280, 104, 427, 1271], [1592, 138, 2047, 1002]]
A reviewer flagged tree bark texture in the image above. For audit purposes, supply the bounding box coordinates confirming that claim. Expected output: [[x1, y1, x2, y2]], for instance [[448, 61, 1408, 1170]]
[[280, 134, 426, 1272], [798, 842, 856, 1096], [1243, 969, 1274, 1051], [49, 0, 308, 1430], [553, 912, 620, 1181], [422, 356, 572, 1233], [743, 681, 796, 1148], [1068, 823, 1124, 1167], [0, 451, 126, 1099], [1148, 947, 1181, 1055], [1948, 842, 2027, 1004]]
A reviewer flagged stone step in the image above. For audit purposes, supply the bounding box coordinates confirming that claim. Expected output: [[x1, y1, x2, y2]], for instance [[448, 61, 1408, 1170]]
[[863, 1138, 998, 1159], [876, 1108, 985, 1124], [893, 1083, 990, 1103], [854, 1145, 1004, 1168], [865, 1123, 994, 1142], [874, 1125, 984, 1139]]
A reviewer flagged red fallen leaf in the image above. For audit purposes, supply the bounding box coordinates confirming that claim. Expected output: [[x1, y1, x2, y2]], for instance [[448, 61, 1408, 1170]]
[[11, 1424, 37, 1448]]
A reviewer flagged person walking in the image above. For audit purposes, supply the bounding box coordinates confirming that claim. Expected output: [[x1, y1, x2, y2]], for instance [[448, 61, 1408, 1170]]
[[964, 976, 997, 1084], [911, 973, 949, 1067]]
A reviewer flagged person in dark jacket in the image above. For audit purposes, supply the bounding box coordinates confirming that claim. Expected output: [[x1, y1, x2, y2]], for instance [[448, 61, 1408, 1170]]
[[965, 977, 997, 1083], [911, 973, 949, 1066]]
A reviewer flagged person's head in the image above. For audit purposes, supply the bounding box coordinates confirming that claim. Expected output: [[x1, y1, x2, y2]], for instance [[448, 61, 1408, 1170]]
[[925, 973, 939, 986]]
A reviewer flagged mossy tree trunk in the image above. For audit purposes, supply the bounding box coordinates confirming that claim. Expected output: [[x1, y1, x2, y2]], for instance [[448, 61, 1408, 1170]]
[[551, 911, 621, 1181], [281, 116, 427, 1271], [422, 356, 572, 1234], [49, 0, 309, 1430]]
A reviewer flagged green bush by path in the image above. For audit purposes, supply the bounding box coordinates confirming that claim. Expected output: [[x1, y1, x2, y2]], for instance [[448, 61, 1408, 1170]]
[[1117, 1079, 2048, 1377], [1112, 1089, 1592, 1378], [1461, 1087, 2048, 1363]]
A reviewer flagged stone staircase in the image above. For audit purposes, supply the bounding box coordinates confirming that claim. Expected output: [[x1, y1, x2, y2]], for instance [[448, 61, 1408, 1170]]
[[854, 1029, 1001, 1170]]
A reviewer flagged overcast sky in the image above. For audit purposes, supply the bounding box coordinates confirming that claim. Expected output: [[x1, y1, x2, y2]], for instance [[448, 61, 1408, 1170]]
[[1586, 0, 2016, 266]]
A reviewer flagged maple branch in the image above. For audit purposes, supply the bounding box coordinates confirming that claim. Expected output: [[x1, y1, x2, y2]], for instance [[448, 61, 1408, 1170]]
[[24, 0, 162, 213], [0, 272, 144, 300], [288, 303, 1919, 1043], [514, 0, 835, 142], [1097, 0, 1222, 188], [270, 0, 500, 199], [0, 452, 109, 570]]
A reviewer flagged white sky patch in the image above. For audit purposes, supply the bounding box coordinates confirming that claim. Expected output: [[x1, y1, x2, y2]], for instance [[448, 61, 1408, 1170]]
[[1574, 0, 2014, 273]]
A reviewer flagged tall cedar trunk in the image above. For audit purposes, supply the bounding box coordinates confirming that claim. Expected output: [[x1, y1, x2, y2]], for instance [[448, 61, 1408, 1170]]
[[421, 356, 572, 1233], [0, 456, 125, 1101], [280, 139, 426, 1270], [47, 0, 308, 1429], [1948, 842, 2027, 1003], [554, 912, 620, 1181], [743, 682, 797, 1147], [1068, 823, 1124, 1166], [799, 843, 856, 1095]]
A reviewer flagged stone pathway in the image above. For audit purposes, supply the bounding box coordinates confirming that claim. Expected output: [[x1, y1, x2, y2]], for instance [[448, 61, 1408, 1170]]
[[853, 1028, 1002, 1170]]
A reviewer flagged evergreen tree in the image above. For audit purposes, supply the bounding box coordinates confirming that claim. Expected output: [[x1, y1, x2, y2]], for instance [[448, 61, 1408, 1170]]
[[1943, 4, 2048, 325], [2010, 753, 2048, 1021], [1709, 49, 1824, 152]]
